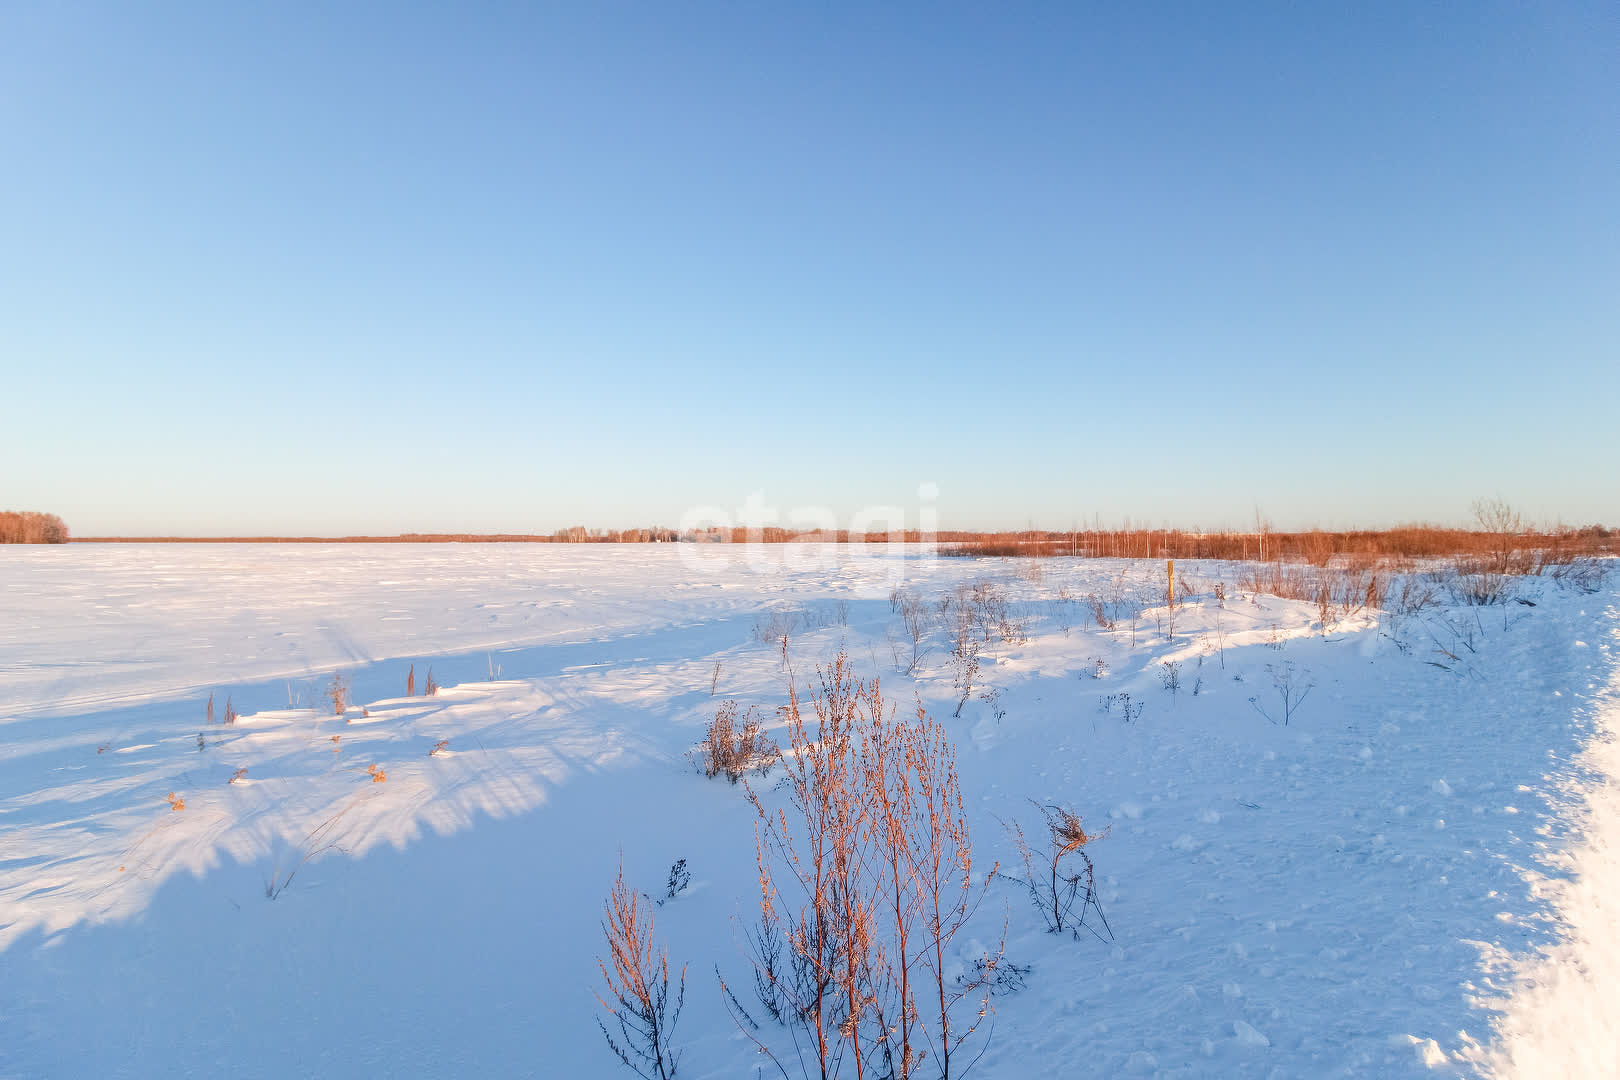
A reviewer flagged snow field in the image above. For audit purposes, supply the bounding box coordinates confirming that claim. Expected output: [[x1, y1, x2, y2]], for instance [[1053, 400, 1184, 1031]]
[[0, 545, 1614, 1077]]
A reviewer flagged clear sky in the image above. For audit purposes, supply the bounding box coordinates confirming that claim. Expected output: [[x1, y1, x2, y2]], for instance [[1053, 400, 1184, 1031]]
[[2, 2, 1615, 536]]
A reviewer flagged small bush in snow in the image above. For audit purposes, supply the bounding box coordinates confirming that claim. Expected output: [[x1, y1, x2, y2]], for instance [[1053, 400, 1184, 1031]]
[[962, 956, 1031, 996], [694, 700, 779, 783], [1248, 661, 1314, 726], [596, 858, 686, 1080], [327, 673, 348, 717], [1002, 801, 1112, 941], [659, 859, 690, 905]]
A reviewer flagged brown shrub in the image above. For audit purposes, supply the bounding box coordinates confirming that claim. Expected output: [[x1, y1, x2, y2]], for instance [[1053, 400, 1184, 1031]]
[[595, 858, 686, 1080], [694, 700, 779, 783], [1005, 802, 1111, 939], [327, 674, 348, 717], [743, 653, 998, 1080]]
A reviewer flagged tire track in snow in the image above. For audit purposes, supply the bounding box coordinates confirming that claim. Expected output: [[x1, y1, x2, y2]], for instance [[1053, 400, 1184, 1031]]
[[1477, 598, 1620, 1077]]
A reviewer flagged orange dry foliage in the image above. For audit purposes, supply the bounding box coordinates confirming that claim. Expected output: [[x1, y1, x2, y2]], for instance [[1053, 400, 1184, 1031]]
[[746, 651, 997, 1080], [942, 523, 1615, 562], [595, 858, 685, 1080], [0, 511, 69, 544], [696, 700, 779, 782]]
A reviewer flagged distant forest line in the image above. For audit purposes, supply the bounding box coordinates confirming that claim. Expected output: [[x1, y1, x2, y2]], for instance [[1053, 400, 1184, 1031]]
[[51, 521, 1618, 563]]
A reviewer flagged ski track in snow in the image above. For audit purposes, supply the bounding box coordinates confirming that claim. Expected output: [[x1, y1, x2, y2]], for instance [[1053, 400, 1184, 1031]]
[[0, 544, 1615, 1078]]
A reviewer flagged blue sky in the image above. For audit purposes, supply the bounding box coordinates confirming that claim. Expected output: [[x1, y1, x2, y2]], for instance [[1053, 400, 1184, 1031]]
[[3, 3, 1615, 535]]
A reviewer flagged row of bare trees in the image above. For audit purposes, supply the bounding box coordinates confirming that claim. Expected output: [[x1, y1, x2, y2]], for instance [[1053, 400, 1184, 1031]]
[[0, 511, 69, 544]]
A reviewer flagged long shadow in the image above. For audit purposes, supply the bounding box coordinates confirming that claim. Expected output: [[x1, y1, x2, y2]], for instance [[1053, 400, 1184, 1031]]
[[0, 743, 765, 1080], [2, 608, 769, 774], [0, 608, 790, 955]]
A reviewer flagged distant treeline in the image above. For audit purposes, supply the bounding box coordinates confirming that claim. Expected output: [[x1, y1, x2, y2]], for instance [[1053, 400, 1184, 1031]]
[[941, 524, 1617, 563], [0, 511, 70, 544], [76, 528, 929, 544], [69, 522, 1619, 562]]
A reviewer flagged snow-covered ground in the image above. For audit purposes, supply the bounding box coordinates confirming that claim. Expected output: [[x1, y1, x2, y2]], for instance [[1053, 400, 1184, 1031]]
[[1, 544, 1614, 1078]]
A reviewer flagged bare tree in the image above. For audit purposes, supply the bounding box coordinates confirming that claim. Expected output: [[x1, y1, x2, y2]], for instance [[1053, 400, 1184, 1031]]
[[1472, 497, 1524, 576]]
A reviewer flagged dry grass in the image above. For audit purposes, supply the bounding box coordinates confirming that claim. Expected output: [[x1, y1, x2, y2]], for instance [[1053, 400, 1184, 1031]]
[[742, 652, 999, 1080], [942, 522, 1615, 563], [328, 674, 349, 717], [693, 700, 779, 783], [1004, 802, 1111, 940], [596, 858, 686, 1080]]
